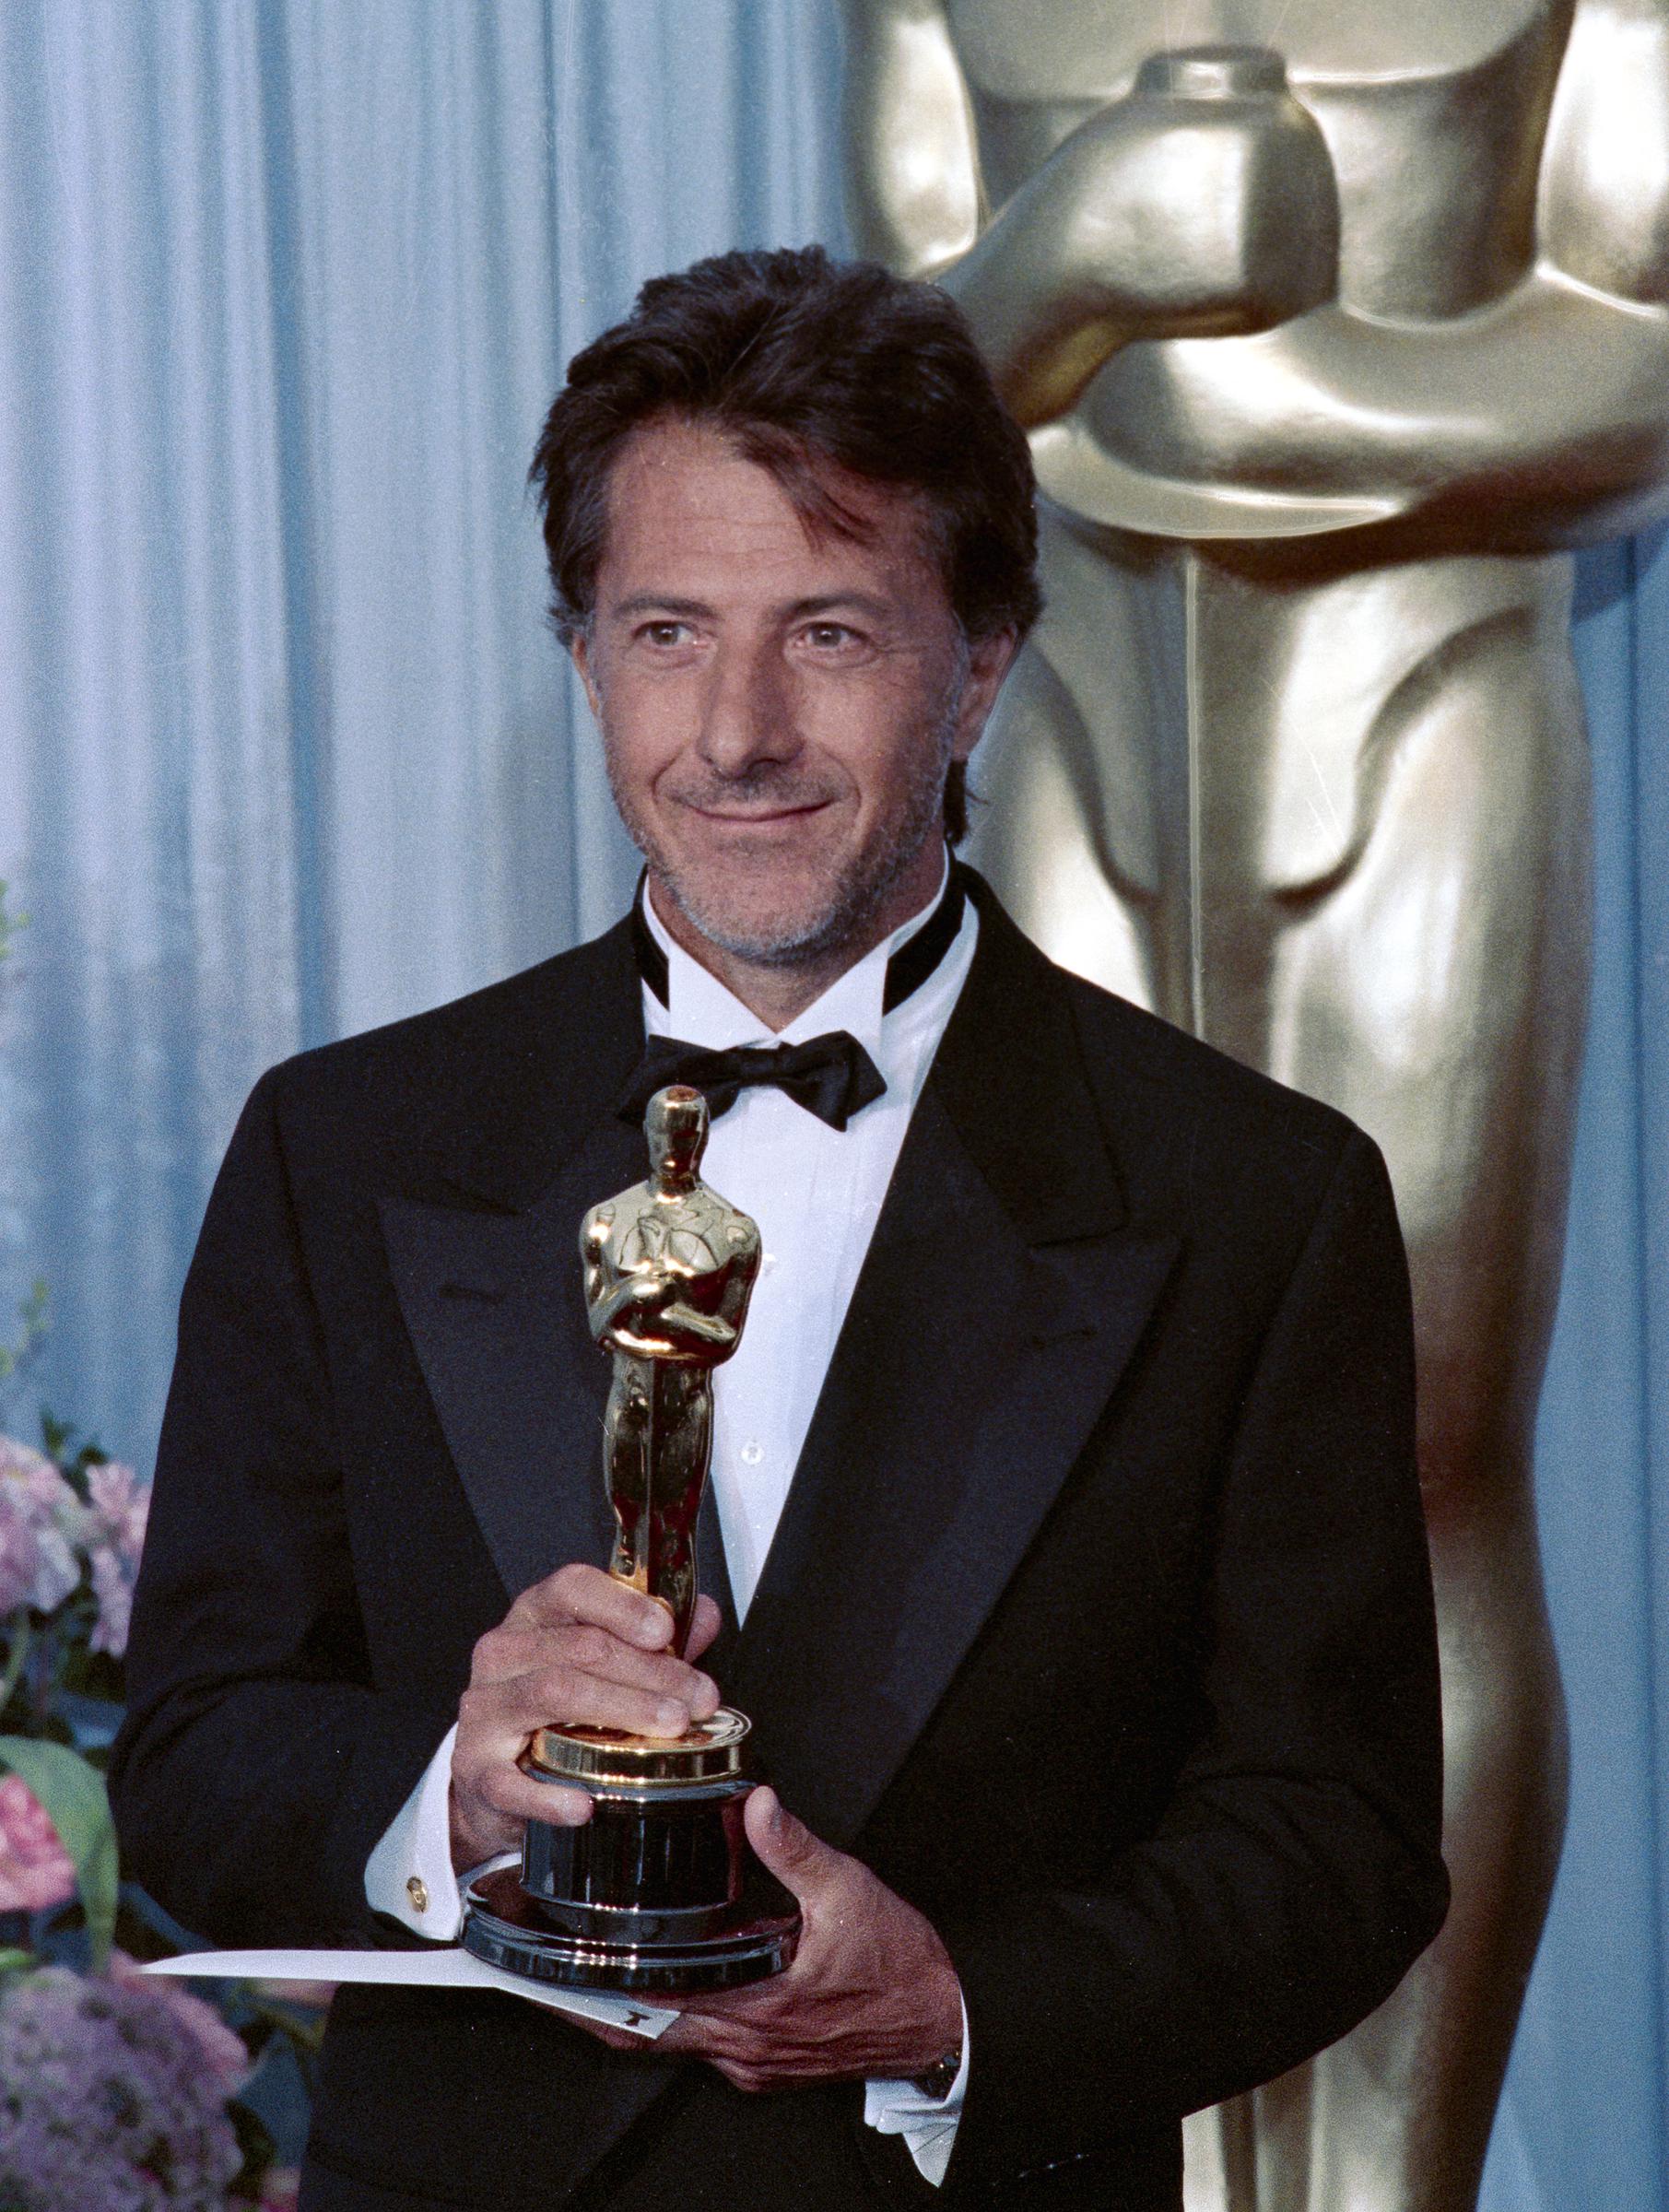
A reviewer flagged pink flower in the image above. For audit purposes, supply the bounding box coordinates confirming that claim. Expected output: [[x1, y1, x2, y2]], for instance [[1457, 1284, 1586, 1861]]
[[108, 1948, 253, 2095], [0, 1436, 68, 1513], [86, 1460, 148, 1569], [0, 1772, 76, 1912], [259, 2171, 302, 2211], [88, 1543, 134, 1657]]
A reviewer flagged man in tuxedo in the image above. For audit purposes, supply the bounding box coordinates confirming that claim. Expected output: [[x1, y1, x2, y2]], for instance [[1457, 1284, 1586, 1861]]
[[112, 246, 1447, 2211]]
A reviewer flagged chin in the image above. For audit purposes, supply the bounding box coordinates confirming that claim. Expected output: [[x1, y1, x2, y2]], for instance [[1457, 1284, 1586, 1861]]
[[657, 843, 864, 963], [676, 884, 849, 966]]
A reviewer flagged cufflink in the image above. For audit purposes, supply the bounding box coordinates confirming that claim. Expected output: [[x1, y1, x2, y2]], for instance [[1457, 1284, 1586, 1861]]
[[911, 2043, 962, 2102], [406, 1877, 429, 1914]]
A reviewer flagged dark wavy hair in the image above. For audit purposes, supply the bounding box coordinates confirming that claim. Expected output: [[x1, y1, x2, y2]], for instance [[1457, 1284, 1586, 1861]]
[[529, 245, 1040, 841]]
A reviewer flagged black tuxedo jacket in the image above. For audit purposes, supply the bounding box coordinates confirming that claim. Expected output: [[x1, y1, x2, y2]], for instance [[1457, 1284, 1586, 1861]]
[[112, 878, 1446, 2212]]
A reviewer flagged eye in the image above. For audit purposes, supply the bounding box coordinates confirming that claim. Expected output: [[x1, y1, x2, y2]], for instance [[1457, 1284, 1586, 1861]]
[[801, 621, 862, 652], [638, 620, 694, 648]]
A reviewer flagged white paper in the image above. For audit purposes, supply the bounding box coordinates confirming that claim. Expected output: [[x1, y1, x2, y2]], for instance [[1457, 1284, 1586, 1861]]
[[140, 1946, 679, 2038]]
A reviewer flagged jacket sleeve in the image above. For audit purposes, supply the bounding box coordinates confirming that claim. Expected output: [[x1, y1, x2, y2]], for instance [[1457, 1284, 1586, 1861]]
[[110, 1069, 459, 1947], [939, 1127, 1449, 2191]]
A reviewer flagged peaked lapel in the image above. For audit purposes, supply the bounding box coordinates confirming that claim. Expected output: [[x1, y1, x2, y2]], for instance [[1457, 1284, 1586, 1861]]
[[728, 886, 1181, 1846], [382, 1121, 636, 1607], [380, 921, 646, 1607], [379, 912, 743, 1636]]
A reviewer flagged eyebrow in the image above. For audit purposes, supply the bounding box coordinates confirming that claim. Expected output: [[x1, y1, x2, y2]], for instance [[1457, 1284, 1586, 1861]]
[[607, 592, 897, 623]]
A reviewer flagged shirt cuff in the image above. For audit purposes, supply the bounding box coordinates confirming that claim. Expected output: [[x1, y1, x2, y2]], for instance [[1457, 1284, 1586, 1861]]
[[862, 1991, 970, 2189], [364, 1722, 464, 1940]]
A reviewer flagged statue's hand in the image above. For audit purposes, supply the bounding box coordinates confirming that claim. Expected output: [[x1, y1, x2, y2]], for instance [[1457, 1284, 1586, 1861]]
[[1054, 83, 1334, 332], [951, 54, 1339, 423], [622, 1264, 678, 1310]]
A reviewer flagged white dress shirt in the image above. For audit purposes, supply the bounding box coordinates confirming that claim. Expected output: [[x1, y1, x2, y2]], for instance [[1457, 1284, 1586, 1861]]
[[367, 857, 977, 2184]]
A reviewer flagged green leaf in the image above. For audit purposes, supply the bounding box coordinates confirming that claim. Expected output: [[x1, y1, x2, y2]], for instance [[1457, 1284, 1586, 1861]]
[[0, 1947, 35, 1976], [0, 1735, 118, 1970]]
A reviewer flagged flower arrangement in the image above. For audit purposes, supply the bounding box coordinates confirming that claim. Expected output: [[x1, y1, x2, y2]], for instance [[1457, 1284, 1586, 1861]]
[[0, 888, 315, 2207], [0, 1417, 321, 2209], [1, 1431, 147, 1712], [0, 1963, 245, 2209]]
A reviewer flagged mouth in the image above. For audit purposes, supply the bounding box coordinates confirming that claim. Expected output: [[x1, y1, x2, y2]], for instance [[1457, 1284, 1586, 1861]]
[[677, 799, 835, 827]]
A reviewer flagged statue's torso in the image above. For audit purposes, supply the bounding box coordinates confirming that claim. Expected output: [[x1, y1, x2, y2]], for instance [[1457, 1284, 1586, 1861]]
[[948, 0, 1569, 319], [586, 1183, 757, 1362], [946, 0, 1584, 848]]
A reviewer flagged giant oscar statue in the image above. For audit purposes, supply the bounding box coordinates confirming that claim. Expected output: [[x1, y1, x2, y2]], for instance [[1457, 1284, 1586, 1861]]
[[839, 4, 1669, 2207]]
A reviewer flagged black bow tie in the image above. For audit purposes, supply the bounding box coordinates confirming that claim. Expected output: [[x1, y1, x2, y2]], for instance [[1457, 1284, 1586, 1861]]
[[617, 1031, 887, 1132]]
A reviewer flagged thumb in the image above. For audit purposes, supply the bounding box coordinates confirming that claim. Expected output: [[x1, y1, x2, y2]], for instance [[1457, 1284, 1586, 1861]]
[[744, 1785, 836, 1901]]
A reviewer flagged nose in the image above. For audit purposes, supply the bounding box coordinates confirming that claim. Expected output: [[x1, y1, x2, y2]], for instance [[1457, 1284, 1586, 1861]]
[[695, 636, 799, 779]]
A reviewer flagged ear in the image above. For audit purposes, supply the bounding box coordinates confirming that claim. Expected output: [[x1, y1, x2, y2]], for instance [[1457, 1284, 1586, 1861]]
[[569, 629, 605, 721], [951, 626, 1021, 761]]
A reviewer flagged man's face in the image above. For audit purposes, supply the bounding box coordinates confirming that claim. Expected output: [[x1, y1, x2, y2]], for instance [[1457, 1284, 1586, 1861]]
[[572, 417, 1013, 969]]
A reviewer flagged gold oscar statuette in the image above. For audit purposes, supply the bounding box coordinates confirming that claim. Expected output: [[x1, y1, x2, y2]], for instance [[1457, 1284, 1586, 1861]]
[[460, 1086, 801, 1992]]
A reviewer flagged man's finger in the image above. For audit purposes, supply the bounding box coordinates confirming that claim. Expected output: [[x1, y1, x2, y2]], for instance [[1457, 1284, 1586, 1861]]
[[461, 1761, 593, 1833], [513, 1562, 676, 1650], [741, 1787, 841, 1903], [474, 1630, 720, 1724], [563, 2017, 653, 2054], [657, 2007, 764, 2061]]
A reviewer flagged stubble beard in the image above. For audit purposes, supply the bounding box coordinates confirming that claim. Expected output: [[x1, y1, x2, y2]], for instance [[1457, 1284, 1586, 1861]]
[[601, 686, 963, 973]]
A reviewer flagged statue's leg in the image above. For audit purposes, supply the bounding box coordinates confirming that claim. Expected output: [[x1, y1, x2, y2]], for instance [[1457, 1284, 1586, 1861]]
[[978, 533, 1588, 2212], [649, 1364, 710, 1655], [1194, 570, 1590, 2212], [968, 505, 1178, 1013], [605, 1360, 653, 1592]]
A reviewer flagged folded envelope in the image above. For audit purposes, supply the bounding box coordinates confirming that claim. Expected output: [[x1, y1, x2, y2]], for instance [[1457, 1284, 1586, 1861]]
[[141, 1945, 677, 2038]]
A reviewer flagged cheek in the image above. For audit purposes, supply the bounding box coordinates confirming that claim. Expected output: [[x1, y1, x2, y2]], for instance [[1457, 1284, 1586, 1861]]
[[598, 680, 693, 792], [801, 677, 934, 801], [854, 703, 956, 819]]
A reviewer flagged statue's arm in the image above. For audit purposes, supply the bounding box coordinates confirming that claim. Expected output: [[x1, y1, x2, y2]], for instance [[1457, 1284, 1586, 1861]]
[[648, 1239, 758, 1360], [719, 1236, 761, 1327], [1087, 0, 1669, 540], [655, 1302, 736, 1350], [838, 0, 981, 277], [838, 0, 1109, 413], [838, 1, 1326, 424], [590, 1265, 678, 1344]]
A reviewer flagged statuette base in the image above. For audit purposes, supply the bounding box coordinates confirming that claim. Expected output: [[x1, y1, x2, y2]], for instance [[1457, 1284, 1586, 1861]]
[[459, 1705, 800, 1994]]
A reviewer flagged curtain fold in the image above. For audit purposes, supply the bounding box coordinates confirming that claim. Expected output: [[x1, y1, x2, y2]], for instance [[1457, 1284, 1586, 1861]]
[[0, 6, 1661, 2205]]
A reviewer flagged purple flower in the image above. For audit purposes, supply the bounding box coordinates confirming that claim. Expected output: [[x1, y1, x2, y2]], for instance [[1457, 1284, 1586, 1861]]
[[0, 1484, 41, 1616], [82, 1464, 148, 1656], [108, 1953, 251, 2099], [0, 1438, 87, 1614], [0, 1965, 243, 2209], [88, 1544, 134, 1659], [86, 1462, 148, 1571]]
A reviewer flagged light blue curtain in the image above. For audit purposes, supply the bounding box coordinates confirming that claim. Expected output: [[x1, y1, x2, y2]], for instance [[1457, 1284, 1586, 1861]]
[[0, 5, 1662, 2206], [1483, 526, 1669, 2211], [0, 0, 846, 1465]]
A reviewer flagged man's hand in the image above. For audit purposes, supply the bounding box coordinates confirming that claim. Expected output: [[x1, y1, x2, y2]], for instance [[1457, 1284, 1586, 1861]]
[[449, 1565, 722, 1873], [623, 1788, 963, 2092]]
